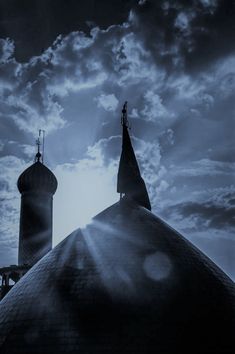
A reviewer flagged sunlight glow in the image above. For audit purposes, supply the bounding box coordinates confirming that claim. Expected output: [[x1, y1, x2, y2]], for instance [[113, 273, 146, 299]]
[[53, 162, 118, 245]]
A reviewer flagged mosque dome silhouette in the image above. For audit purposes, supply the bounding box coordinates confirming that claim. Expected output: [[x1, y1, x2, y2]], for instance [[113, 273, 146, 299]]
[[0, 104, 234, 354]]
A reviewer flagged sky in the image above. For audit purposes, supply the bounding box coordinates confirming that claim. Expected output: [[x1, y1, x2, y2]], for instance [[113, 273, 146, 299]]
[[0, 0, 234, 279]]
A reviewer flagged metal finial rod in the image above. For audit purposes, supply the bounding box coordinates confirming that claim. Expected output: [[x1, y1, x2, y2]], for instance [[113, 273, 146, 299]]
[[35, 130, 45, 163], [35, 136, 41, 162], [39, 129, 45, 164], [36, 137, 41, 153]]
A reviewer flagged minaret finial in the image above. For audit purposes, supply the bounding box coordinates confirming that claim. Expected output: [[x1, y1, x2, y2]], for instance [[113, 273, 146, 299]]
[[39, 129, 45, 164], [35, 130, 45, 163], [35, 135, 42, 163]]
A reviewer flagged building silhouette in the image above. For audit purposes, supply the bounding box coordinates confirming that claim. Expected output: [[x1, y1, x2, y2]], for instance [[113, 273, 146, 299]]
[[0, 137, 57, 299], [0, 104, 234, 353], [17, 148, 57, 266]]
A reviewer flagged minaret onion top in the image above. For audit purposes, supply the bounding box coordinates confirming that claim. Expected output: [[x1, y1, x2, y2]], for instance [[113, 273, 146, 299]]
[[17, 132, 57, 195]]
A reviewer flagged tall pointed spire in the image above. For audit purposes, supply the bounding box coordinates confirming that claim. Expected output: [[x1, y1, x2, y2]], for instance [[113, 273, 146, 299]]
[[117, 102, 151, 210]]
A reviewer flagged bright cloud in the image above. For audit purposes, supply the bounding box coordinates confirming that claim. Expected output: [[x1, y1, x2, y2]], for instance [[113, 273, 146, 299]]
[[95, 93, 119, 112], [0, 156, 28, 265]]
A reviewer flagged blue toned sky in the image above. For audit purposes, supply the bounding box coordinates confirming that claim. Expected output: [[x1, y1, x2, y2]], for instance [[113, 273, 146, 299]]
[[0, 0, 234, 279]]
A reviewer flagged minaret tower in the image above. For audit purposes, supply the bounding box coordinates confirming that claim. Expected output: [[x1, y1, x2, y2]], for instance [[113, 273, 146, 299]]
[[17, 132, 57, 267]]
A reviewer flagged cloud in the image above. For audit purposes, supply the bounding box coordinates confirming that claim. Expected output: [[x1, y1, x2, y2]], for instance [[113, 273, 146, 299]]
[[160, 186, 235, 231], [199, 0, 218, 10], [158, 185, 235, 280], [173, 159, 235, 177], [0, 156, 28, 266], [1, 6, 234, 140], [133, 0, 234, 73], [0, 38, 14, 63], [166, 200, 235, 231], [0, 1, 234, 280], [0, 140, 4, 152], [0, 38, 66, 136], [140, 90, 175, 122], [174, 11, 194, 33], [95, 93, 119, 112]]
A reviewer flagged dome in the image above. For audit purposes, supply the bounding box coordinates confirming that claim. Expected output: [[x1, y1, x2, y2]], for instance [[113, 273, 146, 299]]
[[0, 199, 234, 354], [17, 161, 57, 194]]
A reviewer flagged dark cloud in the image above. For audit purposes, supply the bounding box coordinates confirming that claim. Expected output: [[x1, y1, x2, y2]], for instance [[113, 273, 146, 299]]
[[161, 187, 235, 231], [4, 0, 234, 71], [132, 0, 235, 73], [177, 201, 234, 229], [0, 0, 134, 61]]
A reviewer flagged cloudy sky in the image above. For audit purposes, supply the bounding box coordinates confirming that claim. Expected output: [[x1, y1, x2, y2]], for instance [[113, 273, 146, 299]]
[[0, 0, 234, 279]]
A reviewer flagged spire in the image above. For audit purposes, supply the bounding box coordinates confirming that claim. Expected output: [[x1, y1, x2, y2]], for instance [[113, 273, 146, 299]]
[[117, 102, 151, 210]]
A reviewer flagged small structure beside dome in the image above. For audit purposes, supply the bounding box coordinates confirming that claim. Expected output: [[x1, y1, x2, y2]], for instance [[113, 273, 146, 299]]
[[17, 134, 57, 267], [0, 132, 57, 300]]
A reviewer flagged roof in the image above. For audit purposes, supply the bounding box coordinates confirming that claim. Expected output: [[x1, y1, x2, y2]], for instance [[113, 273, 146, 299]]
[[0, 199, 234, 354]]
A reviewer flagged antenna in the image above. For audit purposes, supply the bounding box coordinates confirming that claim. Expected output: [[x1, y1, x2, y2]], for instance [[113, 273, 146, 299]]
[[39, 129, 45, 164]]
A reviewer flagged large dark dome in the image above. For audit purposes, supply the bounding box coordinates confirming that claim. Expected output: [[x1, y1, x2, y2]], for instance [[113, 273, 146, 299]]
[[17, 161, 57, 194], [0, 199, 234, 354]]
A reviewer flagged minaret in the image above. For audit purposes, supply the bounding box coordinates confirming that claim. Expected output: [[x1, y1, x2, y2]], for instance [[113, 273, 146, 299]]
[[17, 132, 57, 266], [117, 102, 151, 210]]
